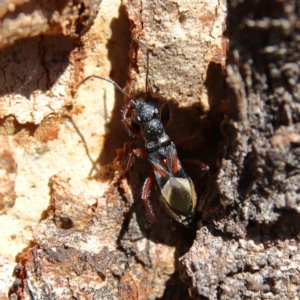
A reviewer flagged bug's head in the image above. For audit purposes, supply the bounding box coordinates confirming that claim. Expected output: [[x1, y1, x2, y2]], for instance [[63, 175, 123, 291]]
[[131, 100, 159, 123]]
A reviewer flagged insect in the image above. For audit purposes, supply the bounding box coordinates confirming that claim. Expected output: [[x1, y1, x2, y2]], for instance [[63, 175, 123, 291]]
[[79, 47, 209, 226]]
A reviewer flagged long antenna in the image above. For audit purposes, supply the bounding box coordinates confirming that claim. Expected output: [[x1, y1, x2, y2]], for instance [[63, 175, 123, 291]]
[[145, 49, 150, 97], [78, 75, 130, 100], [132, 38, 152, 101]]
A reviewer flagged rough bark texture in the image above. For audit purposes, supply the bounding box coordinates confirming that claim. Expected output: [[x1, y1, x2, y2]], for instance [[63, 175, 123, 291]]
[[0, 0, 100, 49], [179, 0, 300, 299], [124, 0, 226, 149], [0, 0, 224, 299], [0, 1, 105, 299], [0, 0, 101, 125], [0, 0, 225, 299], [3, 0, 299, 299]]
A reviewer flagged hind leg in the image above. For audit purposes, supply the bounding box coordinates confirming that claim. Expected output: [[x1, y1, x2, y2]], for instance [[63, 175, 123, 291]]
[[141, 173, 156, 223]]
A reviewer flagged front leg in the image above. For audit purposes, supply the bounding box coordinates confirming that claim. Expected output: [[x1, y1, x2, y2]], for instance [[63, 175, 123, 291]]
[[122, 103, 141, 136]]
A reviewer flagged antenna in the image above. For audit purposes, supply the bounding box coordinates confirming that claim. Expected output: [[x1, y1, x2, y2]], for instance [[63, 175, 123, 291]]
[[145, 49, 150, 97], [78, 75, 130, 100], [132, 38, 152, 101]]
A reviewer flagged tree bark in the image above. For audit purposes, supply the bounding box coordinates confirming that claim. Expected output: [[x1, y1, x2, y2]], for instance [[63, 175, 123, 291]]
[[180, 0, 300, 299], [2, 0, 299, 299]]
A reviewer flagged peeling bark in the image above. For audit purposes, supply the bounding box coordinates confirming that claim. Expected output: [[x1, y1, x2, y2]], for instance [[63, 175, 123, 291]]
[[0, 0, 100, 49]]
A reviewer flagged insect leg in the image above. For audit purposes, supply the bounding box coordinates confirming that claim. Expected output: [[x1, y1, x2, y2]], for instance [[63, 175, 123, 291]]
[[122, 103, 141, 136], [180, 159, 210, 173], [141, 173, 156, 222], [174, 136, 196, 148], [181, 159, 210, 195], [123, 149, 148, 173]]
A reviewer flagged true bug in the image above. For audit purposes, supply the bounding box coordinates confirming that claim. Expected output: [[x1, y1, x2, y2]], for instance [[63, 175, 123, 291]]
[[80, 45, 209, 226]]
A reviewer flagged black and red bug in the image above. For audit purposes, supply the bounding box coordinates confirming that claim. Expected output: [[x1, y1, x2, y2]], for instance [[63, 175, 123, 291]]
[[79, 44, 209, 226]]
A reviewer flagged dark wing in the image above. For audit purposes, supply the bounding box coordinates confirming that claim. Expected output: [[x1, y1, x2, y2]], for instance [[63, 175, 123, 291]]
[[159, 176, 193, 213], [148, 149, 193, 213]]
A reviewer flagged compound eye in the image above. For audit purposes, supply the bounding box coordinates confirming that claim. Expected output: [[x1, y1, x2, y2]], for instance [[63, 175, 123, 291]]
[[154, 108, 158, 115]]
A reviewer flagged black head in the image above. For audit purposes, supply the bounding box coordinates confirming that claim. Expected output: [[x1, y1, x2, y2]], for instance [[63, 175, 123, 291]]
[[131, 100, 159, 123]]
